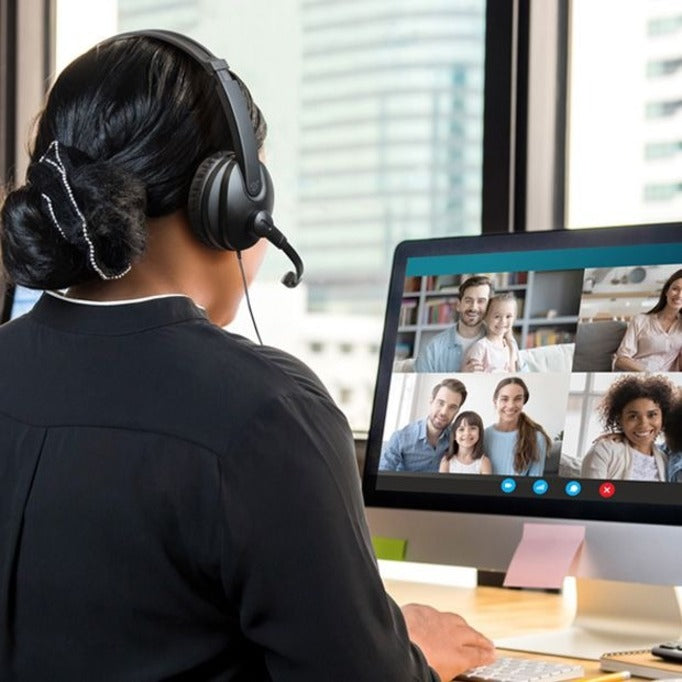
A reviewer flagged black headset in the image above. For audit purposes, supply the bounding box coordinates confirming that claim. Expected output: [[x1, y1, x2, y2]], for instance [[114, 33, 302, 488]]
[[108, 29, 303, 288]]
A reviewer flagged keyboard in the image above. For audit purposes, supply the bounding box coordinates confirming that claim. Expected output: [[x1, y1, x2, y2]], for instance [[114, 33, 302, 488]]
[[456, 656, 584, 682]]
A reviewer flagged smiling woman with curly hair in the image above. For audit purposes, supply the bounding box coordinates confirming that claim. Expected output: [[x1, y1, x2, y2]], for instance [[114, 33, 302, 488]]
[[581, 374, 676, 481]]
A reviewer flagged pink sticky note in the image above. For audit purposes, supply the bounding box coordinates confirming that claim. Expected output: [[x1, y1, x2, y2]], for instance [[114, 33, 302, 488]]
[[503, 523, 585, 589]]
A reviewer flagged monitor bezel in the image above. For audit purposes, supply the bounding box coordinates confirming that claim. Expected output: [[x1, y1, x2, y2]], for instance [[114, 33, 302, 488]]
[[362, 222, 682, 526]]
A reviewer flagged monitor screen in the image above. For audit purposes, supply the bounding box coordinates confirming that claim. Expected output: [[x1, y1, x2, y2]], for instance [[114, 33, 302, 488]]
[[2, 285, 42, 322], [362, 222, 682, 657]]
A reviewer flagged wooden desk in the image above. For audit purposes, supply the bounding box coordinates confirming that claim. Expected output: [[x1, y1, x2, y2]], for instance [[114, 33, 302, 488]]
[[383, 578, 615, 678]]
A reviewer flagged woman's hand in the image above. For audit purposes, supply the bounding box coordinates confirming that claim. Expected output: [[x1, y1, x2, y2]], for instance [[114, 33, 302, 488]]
[[402, 603, 496, 682]]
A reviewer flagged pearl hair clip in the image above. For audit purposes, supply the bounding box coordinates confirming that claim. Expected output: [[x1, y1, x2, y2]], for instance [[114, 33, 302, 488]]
[[39, 140, 131, 281]]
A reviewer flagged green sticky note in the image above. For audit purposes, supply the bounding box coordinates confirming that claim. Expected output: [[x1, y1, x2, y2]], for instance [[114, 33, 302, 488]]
[[372, 536, 407, 561]]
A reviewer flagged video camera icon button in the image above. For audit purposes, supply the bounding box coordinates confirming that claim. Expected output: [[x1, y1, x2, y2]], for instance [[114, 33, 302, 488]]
[[500, 478, 517, 494]]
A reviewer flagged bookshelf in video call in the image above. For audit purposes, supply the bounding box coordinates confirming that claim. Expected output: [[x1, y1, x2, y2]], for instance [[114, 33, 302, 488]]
[[396, 271, 584, 361]]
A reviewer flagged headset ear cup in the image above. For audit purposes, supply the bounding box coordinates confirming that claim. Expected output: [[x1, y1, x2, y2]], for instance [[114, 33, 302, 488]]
[[188, 151, 274, 252], [187, 152, 232, 249]]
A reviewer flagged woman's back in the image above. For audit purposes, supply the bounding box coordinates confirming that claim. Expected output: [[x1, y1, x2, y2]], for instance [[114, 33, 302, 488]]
[[0, 293, 381, 680]]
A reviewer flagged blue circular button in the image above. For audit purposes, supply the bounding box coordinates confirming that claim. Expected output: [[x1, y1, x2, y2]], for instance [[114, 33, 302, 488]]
[[532, 479, 549, 495], [501, 478, 517, 493], [564, 480, 582, 497]]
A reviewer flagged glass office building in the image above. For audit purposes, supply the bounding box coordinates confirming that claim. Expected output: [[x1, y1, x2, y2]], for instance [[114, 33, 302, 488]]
[[117, 0, 485, 317], [567, 0, 682, 227], [298, 0, 485, 313]]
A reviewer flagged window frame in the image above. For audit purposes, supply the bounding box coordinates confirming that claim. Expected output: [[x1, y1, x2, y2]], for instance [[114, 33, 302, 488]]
[[1, 0, 53, 323]]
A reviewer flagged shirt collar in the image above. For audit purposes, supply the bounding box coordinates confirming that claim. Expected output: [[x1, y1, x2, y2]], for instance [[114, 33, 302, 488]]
[[45, 290, 198, 307], [29, 291, 208, 335], [417, 418, 449, 443]]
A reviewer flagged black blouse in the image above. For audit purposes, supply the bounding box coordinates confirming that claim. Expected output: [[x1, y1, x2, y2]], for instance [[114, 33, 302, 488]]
[[0, 293, 435, 681]]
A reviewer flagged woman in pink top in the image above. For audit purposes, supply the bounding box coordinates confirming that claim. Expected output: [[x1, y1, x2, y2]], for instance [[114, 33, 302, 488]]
[[614, 269, 682, 371]]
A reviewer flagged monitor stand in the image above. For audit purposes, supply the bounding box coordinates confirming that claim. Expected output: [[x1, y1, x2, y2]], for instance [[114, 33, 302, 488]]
[[495, 578, 682, 660]]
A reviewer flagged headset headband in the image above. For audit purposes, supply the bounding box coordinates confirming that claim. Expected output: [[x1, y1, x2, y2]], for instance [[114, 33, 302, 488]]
[[100, 29, 304, 288], [105, 29, 263, 198]]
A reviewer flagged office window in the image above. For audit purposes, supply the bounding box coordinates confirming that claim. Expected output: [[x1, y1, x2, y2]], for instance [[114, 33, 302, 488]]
[[647, 14, 682, 36], [647, 57, 682, 77], [646, 100, 682, 118], [644, 182, 682, 201], [645, 140, 682, 159], [52, 0, 488, 432], [567, 0, 682, 228]]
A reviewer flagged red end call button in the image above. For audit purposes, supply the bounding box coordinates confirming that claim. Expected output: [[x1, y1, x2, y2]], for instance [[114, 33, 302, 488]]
[[599, 481, 616, 498]]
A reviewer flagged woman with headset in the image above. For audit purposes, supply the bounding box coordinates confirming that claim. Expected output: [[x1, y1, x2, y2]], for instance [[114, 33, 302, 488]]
[[0, 32, 493, 680]]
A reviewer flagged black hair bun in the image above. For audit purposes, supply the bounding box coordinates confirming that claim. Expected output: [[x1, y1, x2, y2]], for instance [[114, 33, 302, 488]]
[[2, 141, 147, 288]]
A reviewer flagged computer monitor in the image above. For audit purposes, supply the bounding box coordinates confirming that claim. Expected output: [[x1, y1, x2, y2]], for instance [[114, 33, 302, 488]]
[[362, 222, 682, 659]]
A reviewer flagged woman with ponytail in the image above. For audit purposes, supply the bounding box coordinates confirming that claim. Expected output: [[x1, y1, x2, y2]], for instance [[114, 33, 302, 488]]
[[484, 377, 551, 476]]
